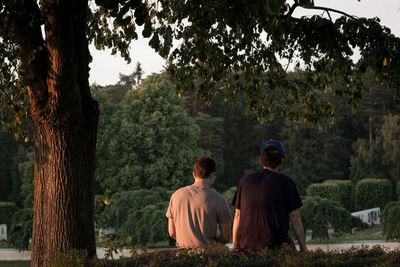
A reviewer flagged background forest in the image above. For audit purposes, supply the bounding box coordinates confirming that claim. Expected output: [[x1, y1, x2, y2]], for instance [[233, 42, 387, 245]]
[[1, 65, 400, 248]]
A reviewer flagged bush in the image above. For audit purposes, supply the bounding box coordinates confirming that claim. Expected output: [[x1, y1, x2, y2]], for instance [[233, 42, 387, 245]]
[[306, 183, 341, 203], [8, 208, 33, 250], [355, 178, 392, 210], [382, 201, 400, 241], [99, 188, 170, 246], [300, 197, 354, 241], [0, 202, 17, 226], [325, 180, 355, 211], [51, 245, 400, 266], [384, 206, 400, 241], [222, 187, 236, 216]]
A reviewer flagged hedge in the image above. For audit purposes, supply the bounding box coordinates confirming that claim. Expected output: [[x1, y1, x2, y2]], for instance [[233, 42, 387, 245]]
[[325, 180, 355, 211], [355, 178, 392, 211], [306, 183, 341, 203], [51, 245, 400, 267], [306, 180, 355, 211], [299, 196, 366, 241], [382, 201, 400, 241], [0, 202, 17, 226]]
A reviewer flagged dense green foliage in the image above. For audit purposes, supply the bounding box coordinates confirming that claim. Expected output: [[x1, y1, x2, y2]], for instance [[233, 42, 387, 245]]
[[0, 129, 32, 205], [355, 179, 392, 210], [52, 245, 400, 267], [306, 180, 354, 211], [198, 100, 265, 190], [300, 196, 363, 241], [350, 114, 400, 188], [17, 152, 34, 208], [281, 122, 352, 195], [0, 202, 17, 227], [382, 201, 400, 241], [8, 208, 33, 251], [222, 186, 237, 217], [154, 1, 400, 126], [94, 75, 201, 193], [98, 188, 170, 246], [330, 180, 355, 212], [306, 183, 341, 205]]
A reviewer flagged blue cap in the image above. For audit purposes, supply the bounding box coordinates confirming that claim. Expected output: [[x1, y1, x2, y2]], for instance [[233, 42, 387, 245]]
[[260, 140, 285, 156]]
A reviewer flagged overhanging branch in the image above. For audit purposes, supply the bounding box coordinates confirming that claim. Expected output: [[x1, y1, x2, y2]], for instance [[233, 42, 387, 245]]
[[309, 6, 358, 20], [286, 4, 358, 20]]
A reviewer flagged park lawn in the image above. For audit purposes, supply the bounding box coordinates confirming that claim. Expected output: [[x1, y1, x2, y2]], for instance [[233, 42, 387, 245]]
[[308, 224, 386, 244]]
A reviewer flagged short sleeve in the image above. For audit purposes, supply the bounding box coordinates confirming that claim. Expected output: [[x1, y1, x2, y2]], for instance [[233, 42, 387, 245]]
[[165, 194, 174, 218], [231, 178, 243, 210], [217, 197, 233, 224], [284, 177, 302, 213]]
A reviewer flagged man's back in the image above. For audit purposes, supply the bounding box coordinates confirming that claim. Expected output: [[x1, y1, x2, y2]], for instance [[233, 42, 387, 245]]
[[166, 185, 231, 248], [232, 169, 302, 250]]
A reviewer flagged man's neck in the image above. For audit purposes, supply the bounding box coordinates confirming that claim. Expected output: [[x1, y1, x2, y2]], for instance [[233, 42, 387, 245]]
[[192, 177, 212, 188], [263, 166, 280, 172]]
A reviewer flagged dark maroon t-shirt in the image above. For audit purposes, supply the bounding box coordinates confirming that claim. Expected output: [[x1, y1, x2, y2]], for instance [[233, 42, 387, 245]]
[[231, 169, 302, 251]]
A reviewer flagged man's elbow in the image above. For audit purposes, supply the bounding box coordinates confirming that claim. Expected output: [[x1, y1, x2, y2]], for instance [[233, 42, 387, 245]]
[[289, 209, 301, 221], [169, 231, 176, 240]]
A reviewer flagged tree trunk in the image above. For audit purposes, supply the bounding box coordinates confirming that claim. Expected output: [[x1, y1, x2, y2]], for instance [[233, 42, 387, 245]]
[[30, 100, 98, 266], [31, 105, 98, 266], [5, 0, 98, 266], [30, 1, 98, 266]]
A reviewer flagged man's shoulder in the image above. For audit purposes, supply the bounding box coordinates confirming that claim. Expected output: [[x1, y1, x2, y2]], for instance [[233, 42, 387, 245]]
[[208, 189, 227, 200], [171, 186, 191, 197], [242, 170, 263, 179], [277, 172, 294, 182], [242, 170, 293, 182]]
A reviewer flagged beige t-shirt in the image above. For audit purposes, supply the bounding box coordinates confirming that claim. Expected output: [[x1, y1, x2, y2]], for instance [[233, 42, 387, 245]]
[[166, 185, 232, 248]]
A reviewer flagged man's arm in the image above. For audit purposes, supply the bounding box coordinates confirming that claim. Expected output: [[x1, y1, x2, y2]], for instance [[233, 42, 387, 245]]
[[289, 209, 308, 252], [168, 217, 176, 240], [232, 209, 240, 250], [216, 222, 231, 244]]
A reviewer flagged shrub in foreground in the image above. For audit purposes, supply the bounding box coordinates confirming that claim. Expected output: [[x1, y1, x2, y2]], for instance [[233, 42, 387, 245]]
[[52, 245, 400, 267]]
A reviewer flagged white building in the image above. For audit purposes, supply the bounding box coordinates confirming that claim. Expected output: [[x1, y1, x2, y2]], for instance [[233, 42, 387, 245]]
[[351, 207, 381, 226], [0, 224, 7, 241]]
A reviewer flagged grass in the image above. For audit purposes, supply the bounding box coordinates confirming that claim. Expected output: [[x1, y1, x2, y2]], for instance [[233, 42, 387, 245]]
[[308, 224, 386, 244]]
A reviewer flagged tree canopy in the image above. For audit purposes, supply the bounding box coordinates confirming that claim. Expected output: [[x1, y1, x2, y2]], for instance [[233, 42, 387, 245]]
[[1, 1, 400, 133], [153, 0, 400, 124], [94, 74, 201, 193]]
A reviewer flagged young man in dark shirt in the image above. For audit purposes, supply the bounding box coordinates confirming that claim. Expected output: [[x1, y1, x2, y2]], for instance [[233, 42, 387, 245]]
[[231, 140, 308, 252]]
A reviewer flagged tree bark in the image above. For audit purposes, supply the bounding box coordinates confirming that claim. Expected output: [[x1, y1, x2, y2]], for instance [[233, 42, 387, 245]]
[[5, 0, 98, 266]]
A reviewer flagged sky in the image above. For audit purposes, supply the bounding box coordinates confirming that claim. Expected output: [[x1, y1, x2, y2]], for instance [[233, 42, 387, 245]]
[[88, 0, 400, 86]]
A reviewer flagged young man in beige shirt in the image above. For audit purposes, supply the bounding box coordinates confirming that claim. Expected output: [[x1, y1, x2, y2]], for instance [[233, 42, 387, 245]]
[[166, 157, 232, 248]]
